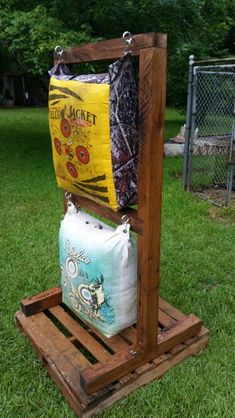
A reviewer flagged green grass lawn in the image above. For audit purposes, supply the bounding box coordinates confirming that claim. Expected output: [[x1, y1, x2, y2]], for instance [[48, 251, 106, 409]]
[[164, 108, 185, 140], [1, 108, 235, 418]]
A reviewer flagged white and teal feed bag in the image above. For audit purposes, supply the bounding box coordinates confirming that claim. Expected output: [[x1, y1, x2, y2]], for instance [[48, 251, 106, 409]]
[[59, 202, 137, 338]]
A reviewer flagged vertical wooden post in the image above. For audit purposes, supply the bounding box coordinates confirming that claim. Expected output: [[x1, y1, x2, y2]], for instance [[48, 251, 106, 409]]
[[137, 45, 167, 352]]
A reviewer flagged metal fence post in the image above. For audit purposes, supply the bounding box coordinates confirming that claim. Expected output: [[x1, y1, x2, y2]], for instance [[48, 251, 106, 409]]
[[226, 100, 235, 205], [183, 55, 195, 190]]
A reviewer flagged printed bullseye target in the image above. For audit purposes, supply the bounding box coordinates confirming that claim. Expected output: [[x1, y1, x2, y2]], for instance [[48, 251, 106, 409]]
[[76, 146, 90, 164], [54, 137, 62, 155], [66, 161, 78, 178], [68, 293, 80, 311], [60, 118, 71, 137], [77, 284, 93, 305], [65, 257, 78, 278]]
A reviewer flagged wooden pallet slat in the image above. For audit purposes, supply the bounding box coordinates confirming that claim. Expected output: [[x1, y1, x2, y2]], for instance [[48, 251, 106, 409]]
[[21, 287, 62, 316], [33, 312, 91, 371], [15, 311, 90, 403], [15, 302, 208, 417], [159, 297, 187, 321], [80, 314, 202, 395], [49, 305, 112, 363], [158, 309, 176, 328]]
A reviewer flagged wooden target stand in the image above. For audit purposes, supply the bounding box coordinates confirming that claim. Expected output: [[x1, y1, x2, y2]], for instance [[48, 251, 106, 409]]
[[15, 33, 208, 417]]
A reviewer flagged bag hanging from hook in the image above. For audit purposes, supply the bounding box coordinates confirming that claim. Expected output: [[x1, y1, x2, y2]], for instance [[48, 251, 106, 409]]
[[48, 32, 138, 211], [59, 200, 137, 338]]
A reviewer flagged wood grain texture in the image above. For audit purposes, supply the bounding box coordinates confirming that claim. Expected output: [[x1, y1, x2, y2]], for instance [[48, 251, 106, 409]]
[[88, 331, 208, 418], [80, 344, 144, 395], [15, 311, 91, 403], [44, 360, 83, 417], [157, 315, 202, 356], [15, 310, 115, 409], [49, 305, 112, 363], [15, 305, 208, 417], [80, 315, 201, 395], [64, 192, 143, 234], [158, 310, 176, 328], [159, 297, 186, 321], [57, 33, 167, 64], [21, 287, 62, 316], [136, 46, 167, 351]]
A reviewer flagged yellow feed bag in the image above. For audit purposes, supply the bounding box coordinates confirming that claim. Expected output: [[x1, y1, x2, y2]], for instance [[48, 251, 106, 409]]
[[48, 56, 138, 211]]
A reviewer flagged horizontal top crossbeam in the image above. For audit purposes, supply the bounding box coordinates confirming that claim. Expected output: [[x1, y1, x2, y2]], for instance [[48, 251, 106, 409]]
[[56, 32, 167, 64]]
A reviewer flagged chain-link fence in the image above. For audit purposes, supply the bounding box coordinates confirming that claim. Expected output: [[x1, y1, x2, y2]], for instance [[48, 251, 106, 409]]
[[183, 57, 235, 206]]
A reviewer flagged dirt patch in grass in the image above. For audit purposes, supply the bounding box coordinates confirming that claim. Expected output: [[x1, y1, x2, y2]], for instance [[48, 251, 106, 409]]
[[173, 171, 182, 179], [193, 186, 228, 205], [208, 205, 235, 224], [190, 184, 235, 207]]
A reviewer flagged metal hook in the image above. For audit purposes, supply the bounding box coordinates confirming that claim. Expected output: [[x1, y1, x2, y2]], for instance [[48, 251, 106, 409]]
[[64, 191, 81, 212], [65, 191, 72, 201], [121, 214, 130, 233], [122, 31, 133, 55], [55, 45, 64, 63], [121, 214, 130, 224]]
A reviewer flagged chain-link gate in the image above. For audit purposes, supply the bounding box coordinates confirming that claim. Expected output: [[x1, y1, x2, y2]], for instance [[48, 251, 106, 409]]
[[183, 56, 235, 206]]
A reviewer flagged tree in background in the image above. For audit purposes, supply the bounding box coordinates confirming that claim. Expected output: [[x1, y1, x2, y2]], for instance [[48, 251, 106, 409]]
[[0, 5, 96, 75], [0, 0, 234, 108]]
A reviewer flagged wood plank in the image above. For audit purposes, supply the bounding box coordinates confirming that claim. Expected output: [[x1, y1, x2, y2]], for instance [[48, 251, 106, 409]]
[[60, 303, 133, 357], [58, 33, 167, 64], [73, 311, 131, 353], [32, 312, 91, 371], [48, 305, 138, 390], [168, 343, 185, 356], [21, 287, 62, 316], [16, 310, 114, 408], [157, 315, 202, 356], [15, 311, 91, 404], [84, 333, 208, 417], [15, 309, 208, 416], [20, 285, 134, 353], [80, 314, 201, 394], [81, 344, 145, 394], [184, 326, 209, 346], [119, 326, 136, 345], [158, 310, 176, 329], [136, 45, 167, 351], [67, 336, 77, 344], [90, 328, 130, 353], [159, 298, 186, 321], [49, 305, 111, 363], [44, 360, 83, 417], [119, 327, 155, 377], [66, 193, 143, 234], [82, 322, 138, 385]]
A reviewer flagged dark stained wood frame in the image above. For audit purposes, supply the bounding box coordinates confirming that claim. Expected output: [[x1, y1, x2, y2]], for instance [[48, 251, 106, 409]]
[[17, 33, 208, 408], [62, 32, 167, 393]]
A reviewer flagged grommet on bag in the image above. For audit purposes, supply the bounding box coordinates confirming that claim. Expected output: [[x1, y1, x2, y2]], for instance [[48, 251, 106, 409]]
[[94, 223, 103, 230]]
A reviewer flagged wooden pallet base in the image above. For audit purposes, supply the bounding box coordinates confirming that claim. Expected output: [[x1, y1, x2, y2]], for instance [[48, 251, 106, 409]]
[[15, 289, 208, 418]]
